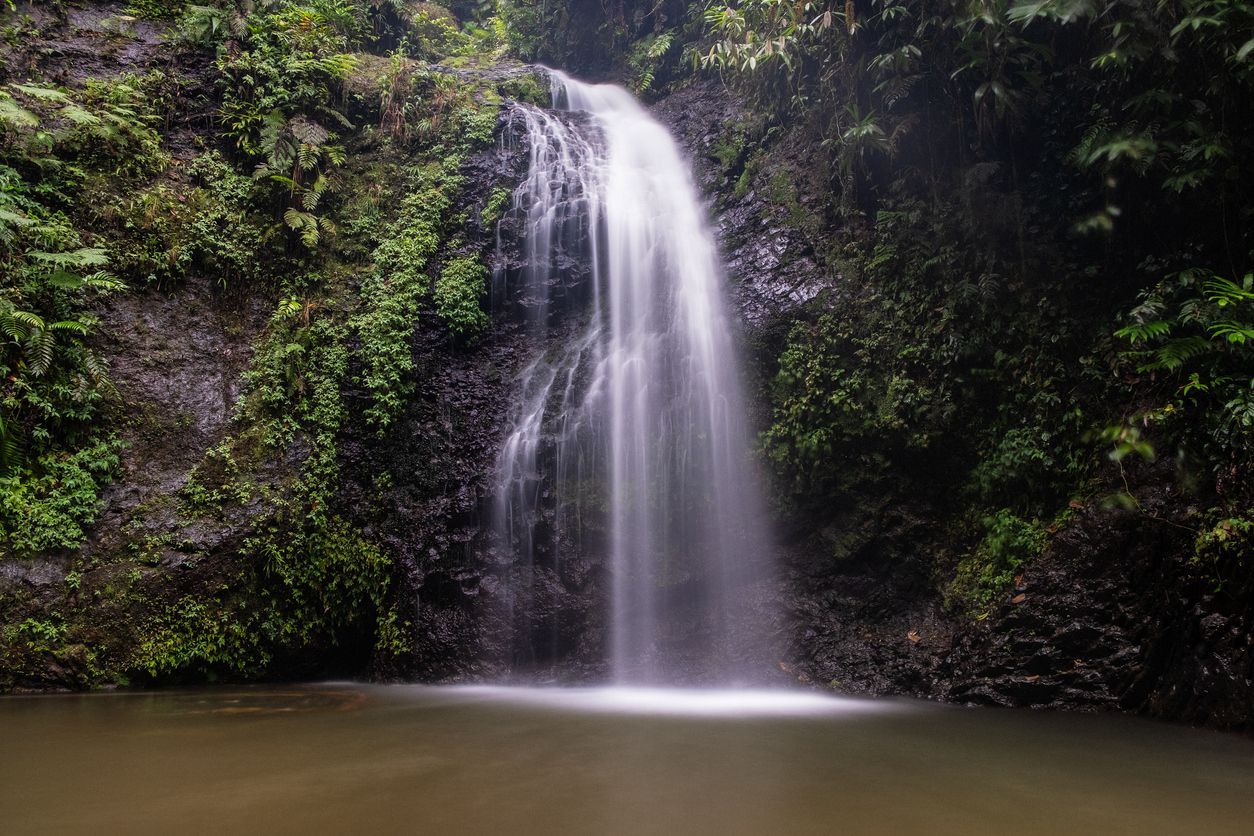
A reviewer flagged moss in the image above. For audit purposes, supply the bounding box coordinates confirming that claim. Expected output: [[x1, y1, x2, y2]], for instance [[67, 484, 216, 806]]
[[712, 125, 749, 174], [764, 167, 825, 242]]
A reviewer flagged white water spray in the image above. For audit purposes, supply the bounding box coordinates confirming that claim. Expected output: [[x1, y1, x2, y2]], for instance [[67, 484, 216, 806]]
[[493, 70, 769, 682]]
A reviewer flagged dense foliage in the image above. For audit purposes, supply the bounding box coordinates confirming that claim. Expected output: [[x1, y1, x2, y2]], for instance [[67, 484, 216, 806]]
[[689, 0, 1253, 607]]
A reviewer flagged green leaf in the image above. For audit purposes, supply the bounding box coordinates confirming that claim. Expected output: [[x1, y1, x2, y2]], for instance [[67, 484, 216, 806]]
[[0, 94, 39, 128], [10, 83, 70, 102], [28, 247, 110, 268]]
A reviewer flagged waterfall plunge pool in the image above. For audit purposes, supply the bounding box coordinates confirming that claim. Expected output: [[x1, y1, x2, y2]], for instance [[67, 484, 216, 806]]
[[2, 683, 1251, 834]]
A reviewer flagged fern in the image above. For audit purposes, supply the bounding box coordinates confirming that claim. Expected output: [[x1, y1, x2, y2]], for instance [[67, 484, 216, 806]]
[[0, 413, 22, 475], [0, 93, 39, 128], [1144, 336, 1213, 372], [1209, 322, 1254, 345], [1204, 275, 1254, 305], [26, 329, 56, 377], [282, 208, 333, 247], [6, 310, 45, 339], [28, 247, 110, 268], [10, 83, 71, 103], [60, 104, 102, 126], [1113, 320, 1172, 343]]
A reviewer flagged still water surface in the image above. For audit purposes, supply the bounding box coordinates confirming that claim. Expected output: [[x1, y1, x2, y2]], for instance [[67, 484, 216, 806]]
[[2, 684, 1251, 835]]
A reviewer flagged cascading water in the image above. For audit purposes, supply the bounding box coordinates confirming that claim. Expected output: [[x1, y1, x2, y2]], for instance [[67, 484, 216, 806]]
[[492, 70, 770, 683]]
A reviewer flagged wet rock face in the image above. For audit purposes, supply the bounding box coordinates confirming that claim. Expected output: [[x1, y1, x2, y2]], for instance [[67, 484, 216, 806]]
[[0, 1, 269, 687], [939, 469, 1254, 729], [651, 82, 828, 331], [0, 275, 272, 691]]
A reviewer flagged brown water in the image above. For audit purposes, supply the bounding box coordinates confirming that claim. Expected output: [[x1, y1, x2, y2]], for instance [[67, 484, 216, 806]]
[[1, 684, 1251, 835]]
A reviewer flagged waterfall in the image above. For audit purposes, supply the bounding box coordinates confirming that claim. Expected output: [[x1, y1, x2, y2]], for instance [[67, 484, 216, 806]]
[[492, 70, 770, 683]]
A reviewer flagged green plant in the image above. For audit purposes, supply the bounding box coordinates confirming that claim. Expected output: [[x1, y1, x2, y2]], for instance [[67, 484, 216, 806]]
[[15, 617, 67, 651], [181, 441, 253, 516], [136, 595, 270, 680], [0, 437, 124, 557], [352, 158, 463, 429], [252, 111, 347, 248], [1115, 271, 1254, 470], [174, 4, 234, 47], [945, 509, 1048, 618], [480, 187, 511, 226], [250, 516, 391, 647], [628, 31, 676, 94], [124, 0, 186, 21], [216, 5, 357, 156], [434, 254, 489, 338]]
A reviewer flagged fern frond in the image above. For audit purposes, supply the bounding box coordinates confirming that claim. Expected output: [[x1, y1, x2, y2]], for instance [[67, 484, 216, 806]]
[[1114, 320, 1172, 344], [0, 93, 39, 128], [321, 107, 353, 130], [28, 247, 109, 268], [82, 349, 116, 397], [47, 270, 85, 289], [81, 271, 125, 292], [0, 206, 32, 228], [1204, 276, 1254, 306], [10, 310, 45, 332], [1, 313, 28, 341], [283, 208, 320, 247], [1145, 336, 1212, 371], [289, 117, 329, 147], [48, 319, 90, 336], [297, 143, 316, 171], [27, 328, 56, 376], [0, 412, 23, 476], [60, 104, 101, 126], [11, 83, 70, 102]]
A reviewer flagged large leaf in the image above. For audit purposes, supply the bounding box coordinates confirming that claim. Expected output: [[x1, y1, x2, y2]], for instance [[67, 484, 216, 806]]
[[10, 83, 70, 102], [28, 247, 109, 268], [0, 94, 39, 128]]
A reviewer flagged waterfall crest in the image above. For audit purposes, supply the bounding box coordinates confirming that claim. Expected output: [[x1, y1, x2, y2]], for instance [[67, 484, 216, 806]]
[[492, 70, 770, 683]]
